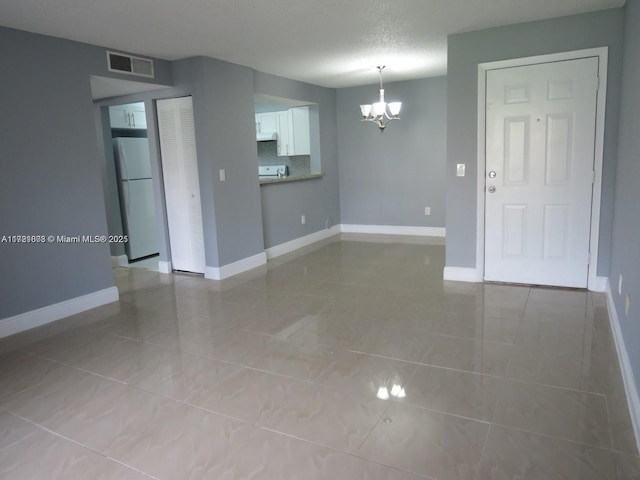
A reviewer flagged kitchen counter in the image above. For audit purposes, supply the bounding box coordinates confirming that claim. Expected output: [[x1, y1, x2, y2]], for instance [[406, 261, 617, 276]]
[[259, 173, 324, 185]]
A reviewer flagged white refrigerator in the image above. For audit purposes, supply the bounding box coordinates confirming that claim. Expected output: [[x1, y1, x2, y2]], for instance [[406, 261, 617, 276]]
[[113, 137, 159, 261]]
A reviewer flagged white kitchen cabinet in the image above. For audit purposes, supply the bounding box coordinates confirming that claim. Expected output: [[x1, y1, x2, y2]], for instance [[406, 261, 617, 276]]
[[291, 106, 310, 155], [109, 102, 147, 129], [276, 111, 291, 156], [255, 112, 277, 133], [275, 106, 310, 156]]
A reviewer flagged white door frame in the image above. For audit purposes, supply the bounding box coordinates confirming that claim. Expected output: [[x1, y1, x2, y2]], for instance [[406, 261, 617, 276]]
[[476, 47, 608, 291]]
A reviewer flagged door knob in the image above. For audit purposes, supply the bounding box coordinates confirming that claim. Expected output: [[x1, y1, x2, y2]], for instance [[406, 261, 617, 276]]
[[488, 171, 497, 178], [488, 186, 496, 193]]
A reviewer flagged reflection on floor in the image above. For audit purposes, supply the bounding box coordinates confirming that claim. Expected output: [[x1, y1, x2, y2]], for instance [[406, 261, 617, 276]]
[[0, 236, 638, 479], [126, 254, 159, 272]]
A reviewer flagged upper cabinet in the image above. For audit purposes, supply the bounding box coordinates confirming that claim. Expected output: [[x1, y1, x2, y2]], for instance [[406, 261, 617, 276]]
[[255, 112, 277, 133], [291, 107, 311, 156], [275, 106, 310, 156], [109, 102, 147, 130]]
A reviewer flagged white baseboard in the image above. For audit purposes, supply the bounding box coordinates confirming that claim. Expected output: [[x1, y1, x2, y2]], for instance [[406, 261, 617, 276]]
[[158, 261, 172, 274], [340, 224, 446, 237], [266, 226, 341, 260], [590, 275, 608, 292], [0, 287, 119, 339], [205, 252, 267, 281], [111, 255, 128, 267], [606, 280, 640, 455], [443, 266, 483, 283], [442, 270, 608, 289]]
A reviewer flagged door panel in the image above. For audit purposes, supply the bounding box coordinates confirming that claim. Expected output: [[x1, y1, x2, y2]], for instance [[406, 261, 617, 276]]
[[157, 96, 206, 274], [542, 205, 570, 260], [124, 179, 159, 260], [502, 205, 527, 258], [504, 117, 529, 185], [545, 114, 573, 185], [484, 57, 598, 288]]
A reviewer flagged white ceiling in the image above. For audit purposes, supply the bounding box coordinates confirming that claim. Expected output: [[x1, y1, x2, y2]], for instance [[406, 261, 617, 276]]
[[1, 0, 625, 88]]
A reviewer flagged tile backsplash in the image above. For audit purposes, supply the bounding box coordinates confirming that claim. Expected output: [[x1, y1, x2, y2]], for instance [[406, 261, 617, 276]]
[[257, 141, 310, 177]]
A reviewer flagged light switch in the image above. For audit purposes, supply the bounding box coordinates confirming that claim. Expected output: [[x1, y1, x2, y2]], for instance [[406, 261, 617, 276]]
[[456, 164, 465, 177], [219, 169, 226, 182]]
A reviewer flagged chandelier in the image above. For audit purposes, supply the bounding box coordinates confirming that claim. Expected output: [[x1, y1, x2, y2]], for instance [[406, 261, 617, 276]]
[[359, 66, 402, 132]]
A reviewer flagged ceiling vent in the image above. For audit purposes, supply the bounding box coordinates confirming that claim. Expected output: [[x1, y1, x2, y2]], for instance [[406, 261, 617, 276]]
[[107, 51, 154, 78]]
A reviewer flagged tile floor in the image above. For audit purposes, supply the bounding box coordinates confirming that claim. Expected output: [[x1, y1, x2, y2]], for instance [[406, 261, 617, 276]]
[[0, 236, 639, 479]]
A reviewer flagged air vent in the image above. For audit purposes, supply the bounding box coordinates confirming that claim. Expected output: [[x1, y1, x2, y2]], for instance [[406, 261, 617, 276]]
[[107, 51, 154, 78]]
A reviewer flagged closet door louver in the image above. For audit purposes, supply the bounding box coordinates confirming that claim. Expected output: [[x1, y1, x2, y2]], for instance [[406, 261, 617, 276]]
[[156, 97, 206, 273]]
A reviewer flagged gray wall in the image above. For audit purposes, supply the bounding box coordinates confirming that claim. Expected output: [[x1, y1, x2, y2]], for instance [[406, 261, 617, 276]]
[[446, 9, 624, 272], [100, 58, 268, 269], [98, 60, 337, 267], [609, 0, 640, 394], [253, 71, 340, 249], [0, 27, 172, 319], [173, 57, 266, 267], [337, 77, 447, 228]]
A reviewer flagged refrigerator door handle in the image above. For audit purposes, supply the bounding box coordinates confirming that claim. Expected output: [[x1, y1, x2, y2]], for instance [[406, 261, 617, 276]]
[[126, 180, 131, 217], [119, 143, 132, 217]]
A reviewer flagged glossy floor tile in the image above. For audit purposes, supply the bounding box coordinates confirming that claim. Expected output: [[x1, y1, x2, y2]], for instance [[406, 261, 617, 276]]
[[0, 236, 638, 479]]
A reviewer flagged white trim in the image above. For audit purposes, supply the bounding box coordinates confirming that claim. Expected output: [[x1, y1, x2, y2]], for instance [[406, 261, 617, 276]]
[[204, 252, 267, 280], [265, 226, 341, 260], [340, 224, 446, 237], [0, 287, 119, 339], [111, 255, 129, 267], [591, 276, 608, 293], [476, 48, 608, 291], [606, 280, 640, 455], [443, 267, 483, 283], [158, 261, 172, 274]]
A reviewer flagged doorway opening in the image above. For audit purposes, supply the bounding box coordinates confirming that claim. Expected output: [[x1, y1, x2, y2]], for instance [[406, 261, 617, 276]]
[[90, 75, 170, 276], [109, 102, 160, 272]]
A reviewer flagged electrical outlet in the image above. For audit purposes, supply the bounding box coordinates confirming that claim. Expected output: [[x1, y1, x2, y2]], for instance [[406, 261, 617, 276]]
[[626, 294, 631, 316], [219, 169, 226, 182], [456, 164, 465, 177], [301, 215, 305, 225], [619, 274, 623, 295], [424, 207, 431, 216]]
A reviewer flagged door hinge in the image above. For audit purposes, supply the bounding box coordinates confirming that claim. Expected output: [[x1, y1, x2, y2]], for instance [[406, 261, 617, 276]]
[[596, 77, 600, 92], [592, 170, 596, 184], [588, 252, 591, 265]]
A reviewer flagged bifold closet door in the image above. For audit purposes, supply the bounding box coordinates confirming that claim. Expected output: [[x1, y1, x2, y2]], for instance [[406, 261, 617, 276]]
[[156, 96, 206, 273]]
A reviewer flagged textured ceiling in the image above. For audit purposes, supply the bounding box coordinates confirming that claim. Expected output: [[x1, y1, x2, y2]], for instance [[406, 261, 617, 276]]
[[0, 0, 625, 87]]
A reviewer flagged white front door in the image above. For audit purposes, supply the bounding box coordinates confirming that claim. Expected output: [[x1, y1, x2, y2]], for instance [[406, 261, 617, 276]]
[[484, 57, 599, 288]]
